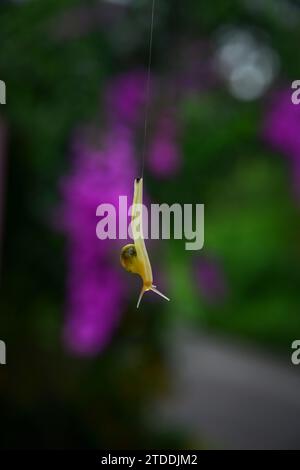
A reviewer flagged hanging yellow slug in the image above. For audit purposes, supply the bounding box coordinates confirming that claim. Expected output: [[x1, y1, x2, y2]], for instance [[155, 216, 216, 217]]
[[120, 178, 170, 308]]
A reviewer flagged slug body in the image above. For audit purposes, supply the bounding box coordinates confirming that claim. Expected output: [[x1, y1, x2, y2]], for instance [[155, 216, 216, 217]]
[[120, 178, 170, 308]]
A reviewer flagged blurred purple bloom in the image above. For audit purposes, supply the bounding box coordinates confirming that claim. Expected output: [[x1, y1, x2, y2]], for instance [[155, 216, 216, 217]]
[[176, 40, 216, 93], [61, 125, 136, 356], [147, 113, 181, 178], [106, 70, 148, 127], [196, 257, 227, 304], [263, 89, 300, 199], [59, 66, 185, 355]]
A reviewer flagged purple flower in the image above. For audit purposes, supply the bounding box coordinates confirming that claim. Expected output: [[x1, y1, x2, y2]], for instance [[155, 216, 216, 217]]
[[263, 89, 300, 199], [175, 40, 216, 93], [60, 125, 136, 356], [196, 257, 227, 304], [106, 70, 148, 127], [59, 67, 185, 355], [147, 113, 181, 178]]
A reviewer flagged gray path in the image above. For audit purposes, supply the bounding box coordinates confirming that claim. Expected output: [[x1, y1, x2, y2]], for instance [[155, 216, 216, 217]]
[[150, 327, 300, 449]]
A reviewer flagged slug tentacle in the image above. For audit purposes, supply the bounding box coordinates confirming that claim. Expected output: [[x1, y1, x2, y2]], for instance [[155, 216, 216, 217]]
[[136, 285, 170, 309], [137, 288, 146, 309], [150, 286, 170, 302]]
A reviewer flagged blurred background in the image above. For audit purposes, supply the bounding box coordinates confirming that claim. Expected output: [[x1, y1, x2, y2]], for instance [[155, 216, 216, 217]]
[[1, 0, 300, 450]]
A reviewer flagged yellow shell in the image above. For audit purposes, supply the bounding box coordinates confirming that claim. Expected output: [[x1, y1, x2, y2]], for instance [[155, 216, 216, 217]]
[[120, 244, 137, 273]]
